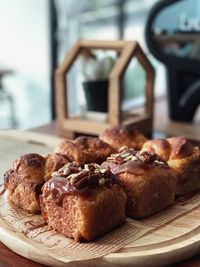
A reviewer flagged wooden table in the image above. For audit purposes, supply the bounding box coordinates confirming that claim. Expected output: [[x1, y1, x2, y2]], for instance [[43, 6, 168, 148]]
[[30, 97, 200, 141], [1, 237, 200, 267], [0, 100, 199, 266]]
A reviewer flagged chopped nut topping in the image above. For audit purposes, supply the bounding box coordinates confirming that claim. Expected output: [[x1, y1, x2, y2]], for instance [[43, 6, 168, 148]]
[[124, 155, 133, 161], [118, 146, 128, 152], [131, 156, 138, 161], [84, 164, 89, 171], [106, 148, 168, 168], [63, 167, 70, 175], [154, 160, 165, 165], [121, 153, 130, 158], [51, 162, 116, 191], [67, 173, 77, 180], [99, 178, 105, 186], [100, 168, 107, 174]]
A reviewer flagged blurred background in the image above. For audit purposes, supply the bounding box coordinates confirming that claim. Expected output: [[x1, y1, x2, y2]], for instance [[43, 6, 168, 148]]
[[0, 0, 199, 131]]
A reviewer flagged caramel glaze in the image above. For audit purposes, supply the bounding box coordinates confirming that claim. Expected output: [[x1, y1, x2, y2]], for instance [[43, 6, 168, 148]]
[[105, 148, 169, 175], [112, 161, 149, 175], [43, 162, 117, 206], [34, 183, 44, 198]]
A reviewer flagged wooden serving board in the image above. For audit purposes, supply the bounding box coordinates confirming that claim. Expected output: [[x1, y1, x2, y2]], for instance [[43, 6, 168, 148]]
[[0, 205, 200, 267], [0, 130, 200, 266], [0, 130, 62, 182]]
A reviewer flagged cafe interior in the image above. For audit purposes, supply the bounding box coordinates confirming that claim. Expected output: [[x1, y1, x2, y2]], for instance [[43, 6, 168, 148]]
[[0, 0, 200, 266]]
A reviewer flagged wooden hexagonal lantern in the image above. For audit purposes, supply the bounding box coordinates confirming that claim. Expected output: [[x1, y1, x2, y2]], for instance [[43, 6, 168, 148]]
[[55, 40, 155, 138]]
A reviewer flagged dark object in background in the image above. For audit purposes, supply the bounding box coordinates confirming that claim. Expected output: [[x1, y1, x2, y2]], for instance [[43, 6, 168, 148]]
[[0, 69, 17, 129], [83, 80, 108, 112], [145, 0, 200, 122], [49, 0, 57, 119]]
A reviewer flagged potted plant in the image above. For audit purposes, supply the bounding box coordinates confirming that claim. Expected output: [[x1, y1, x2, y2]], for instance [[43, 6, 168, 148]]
[[81, 50, 115, 113]]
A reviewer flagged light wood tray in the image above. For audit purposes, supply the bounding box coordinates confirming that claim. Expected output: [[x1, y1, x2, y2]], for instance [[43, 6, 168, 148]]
[[0, 131, 200, 266], [0, 199, 200, 266]]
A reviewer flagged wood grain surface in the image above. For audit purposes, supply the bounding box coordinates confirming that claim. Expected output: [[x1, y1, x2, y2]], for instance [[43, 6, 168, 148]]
[[2, 240, 200, 267], [1, 198, 200, 267], [0, 242, 46, 267]]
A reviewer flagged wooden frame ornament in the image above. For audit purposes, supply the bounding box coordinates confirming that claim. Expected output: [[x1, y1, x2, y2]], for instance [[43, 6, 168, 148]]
[[55, 40, 155, 138]]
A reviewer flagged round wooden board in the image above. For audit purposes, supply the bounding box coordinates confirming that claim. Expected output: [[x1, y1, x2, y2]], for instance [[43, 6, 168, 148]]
[[1, 206, 200, 267]]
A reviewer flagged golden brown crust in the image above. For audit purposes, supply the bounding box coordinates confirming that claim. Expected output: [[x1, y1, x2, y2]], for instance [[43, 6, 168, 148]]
[[9, 181, 42, 213], [141, 139, 171, 162], [117, 168, 176, 218], [141, 137, 200, 196], [12, 153, 46, 183], [168, 146, 200, 196], [99, 124, 148, 151], [41, 181, 126, 242], [55, 136, 115, 164], [55, 140, 82, 162], [142, 136, 194, 162], [4, 169, 43, 213], [167, 136, 193, 160], [4, 153, 46, 213], [103, 149, 176, 218], [44, 153, 69, 181]]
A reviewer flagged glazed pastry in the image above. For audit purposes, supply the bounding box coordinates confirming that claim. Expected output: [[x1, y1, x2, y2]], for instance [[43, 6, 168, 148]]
[[141, 137, 200, 196], [40, 162, 126, 242], [4, 153, 46, 213], [44, 153, 69, 181], [99, 124, 148, 151], [55, 136, 115, 164], [140, 138, 171, 162], [4, 152, 70, 213], [102, 147, 176, 218]]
